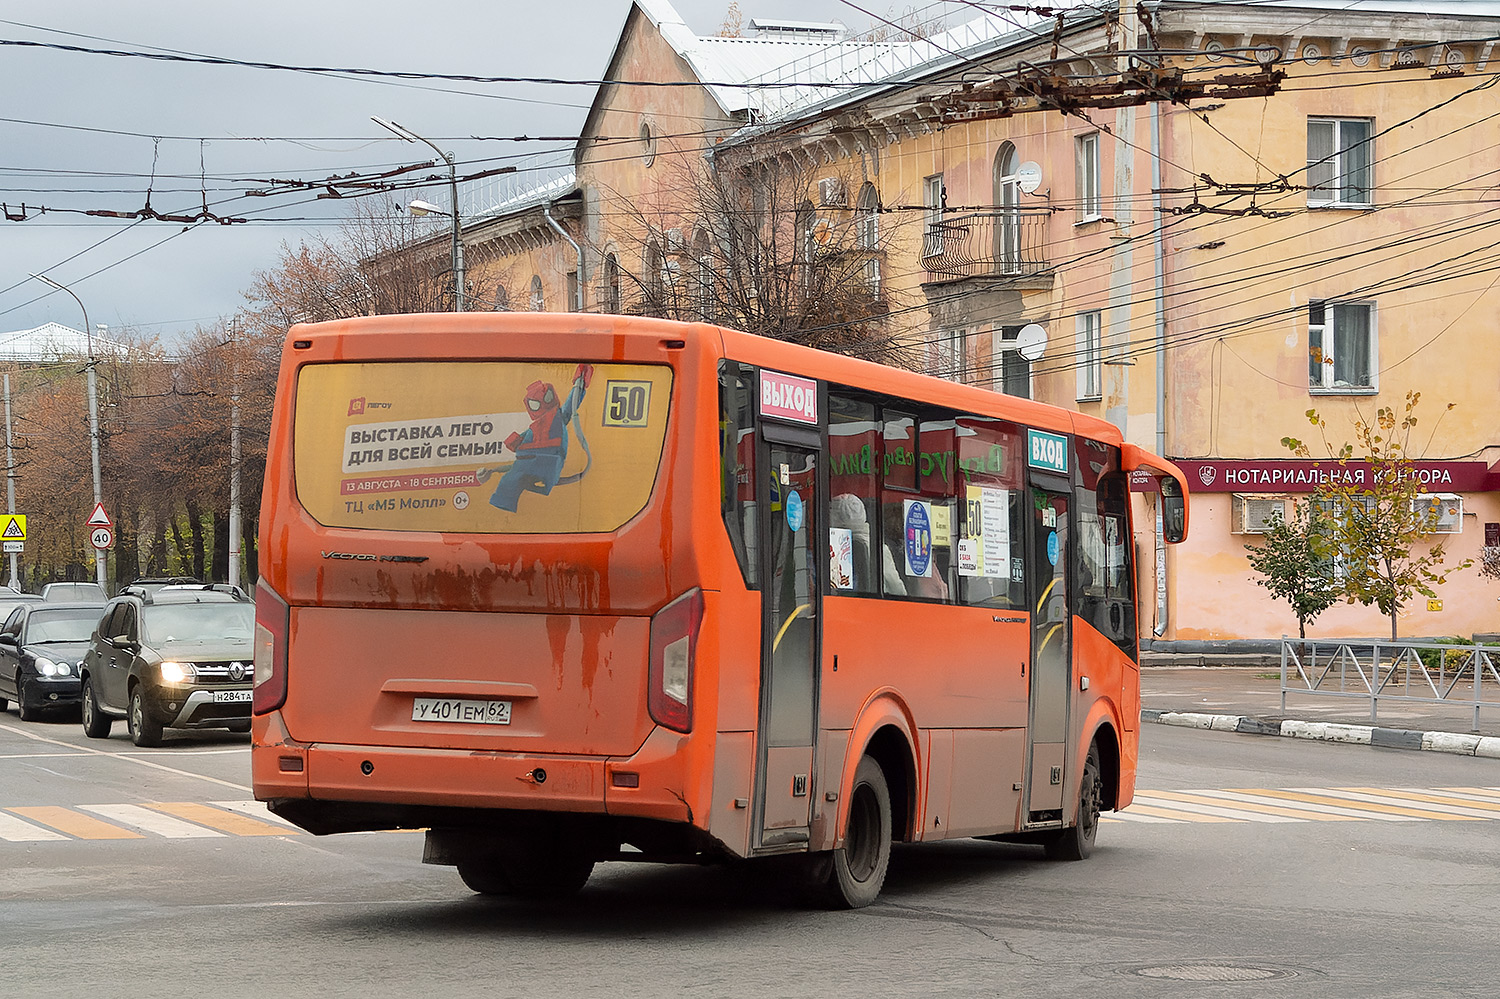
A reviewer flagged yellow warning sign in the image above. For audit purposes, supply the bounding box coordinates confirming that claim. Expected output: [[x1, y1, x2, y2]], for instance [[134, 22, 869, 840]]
[[0, 515, 25, 541]]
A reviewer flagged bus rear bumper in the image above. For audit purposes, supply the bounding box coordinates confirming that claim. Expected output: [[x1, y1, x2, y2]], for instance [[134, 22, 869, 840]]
[[252, 712, 695, 832]]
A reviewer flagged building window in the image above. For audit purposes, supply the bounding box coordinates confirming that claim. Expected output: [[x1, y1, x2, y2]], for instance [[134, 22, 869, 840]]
[[1308, 300, 1375, 391], [933, 328, 966, 383], [856, 182, 881, 298], [640, 119, 657, 167], [922, 174, 944, 257], [994, 142, 1022, 271], [1075, 132, 1101, 221], [565, 271, 579, 312], [1076, 311, 1102, 401], [996, 326, 1031, 399], [528, 275, 544, 312], [604, 253, 621, 313], [1307, 117, 1372, 207]]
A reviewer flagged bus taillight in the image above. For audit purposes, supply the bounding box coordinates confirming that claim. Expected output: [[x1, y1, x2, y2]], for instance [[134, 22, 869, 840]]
[[648, 588, 703, 733], [253, 581, 291, 714]]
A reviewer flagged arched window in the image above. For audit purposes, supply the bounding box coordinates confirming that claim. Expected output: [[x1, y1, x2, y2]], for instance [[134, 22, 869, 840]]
[[493, 286, 510, 311], [856, 182, 881, 298], [993, 142, 1021, 273], [692, 229, 714, 321], [529, 275, 544, 312], [644, 242, 664, 312], [603, 253, 621, 314]]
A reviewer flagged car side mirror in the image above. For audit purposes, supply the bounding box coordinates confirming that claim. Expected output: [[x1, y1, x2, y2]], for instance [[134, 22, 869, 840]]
[[111, 634, 137, 650], [0, 634, 15, 646]]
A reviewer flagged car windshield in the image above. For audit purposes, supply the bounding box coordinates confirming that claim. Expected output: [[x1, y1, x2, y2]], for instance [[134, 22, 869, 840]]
[[26, 610, 99, 643], [141, 602, 254, 644]]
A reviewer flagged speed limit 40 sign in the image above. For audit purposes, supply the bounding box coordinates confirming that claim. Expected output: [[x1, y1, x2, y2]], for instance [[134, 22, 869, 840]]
[[90, 526, 113, 550]]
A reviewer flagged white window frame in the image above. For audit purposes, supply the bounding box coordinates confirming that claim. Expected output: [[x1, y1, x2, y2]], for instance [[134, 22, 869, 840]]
[[1076, 311, 1102, 401], [1075, 132, 1101, 222], [922, 174, 945, 258], [1308, 300, 1377, 393], [1307, 117, 1374, 208], [995, 327, 1032, 399]]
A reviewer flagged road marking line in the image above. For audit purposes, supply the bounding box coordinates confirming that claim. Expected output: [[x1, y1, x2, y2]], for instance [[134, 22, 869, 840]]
[[0, 811, 68, 841], [1104, 810, 1182, 824], [81, 803, 226, 839], [1240, 789, 1473, 821], [7, 805, 143, 839], [1439, 786, 1500, 802], [0, 721, 250, 792], [1136, 791, 1306, 823], [208, 800, 302, 829], [147, 802, 293, 837]]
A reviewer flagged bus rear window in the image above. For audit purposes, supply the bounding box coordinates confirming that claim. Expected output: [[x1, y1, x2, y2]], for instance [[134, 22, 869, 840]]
[[294, 361, 673, 533]]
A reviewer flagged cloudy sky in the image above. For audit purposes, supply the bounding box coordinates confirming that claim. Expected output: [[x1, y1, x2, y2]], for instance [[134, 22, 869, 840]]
[[0, 0, 877, 341]]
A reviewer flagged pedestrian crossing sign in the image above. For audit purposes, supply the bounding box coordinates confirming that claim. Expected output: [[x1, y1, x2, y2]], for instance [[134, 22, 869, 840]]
[[0, 515, 25, 541]]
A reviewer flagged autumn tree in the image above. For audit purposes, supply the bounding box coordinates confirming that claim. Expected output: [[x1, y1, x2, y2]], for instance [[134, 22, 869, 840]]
[[1283, 391, 1471, 640], [1243, 500, 1339, 640], [602, 154, 916, 365]]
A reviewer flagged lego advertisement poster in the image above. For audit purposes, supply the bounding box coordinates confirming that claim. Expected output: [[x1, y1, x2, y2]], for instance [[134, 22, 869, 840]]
[[294, 361, 673, 533]]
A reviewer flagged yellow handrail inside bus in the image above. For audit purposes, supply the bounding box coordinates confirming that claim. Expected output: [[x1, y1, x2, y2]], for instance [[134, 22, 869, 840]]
[[1036, 576, 1058, 613], [772, 603, 810, 652], [1036, 623, 1063, 657]]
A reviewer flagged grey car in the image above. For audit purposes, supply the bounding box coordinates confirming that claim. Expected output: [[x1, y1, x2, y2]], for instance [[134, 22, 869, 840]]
[[80, 589, 255, 747], [0, 602, 102, 720]]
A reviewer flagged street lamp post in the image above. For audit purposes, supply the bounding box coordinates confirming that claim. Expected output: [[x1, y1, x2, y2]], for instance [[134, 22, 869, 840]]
[[371, 116, 465, 311], [29, 272, 107, 591]]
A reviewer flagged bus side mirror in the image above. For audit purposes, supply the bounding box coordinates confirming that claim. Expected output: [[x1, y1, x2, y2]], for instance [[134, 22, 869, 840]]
[[1159, 478, 1187, 544]]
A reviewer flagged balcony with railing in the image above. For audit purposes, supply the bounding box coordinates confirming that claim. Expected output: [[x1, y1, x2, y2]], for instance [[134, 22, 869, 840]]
[[922, 209, 1052, 283]]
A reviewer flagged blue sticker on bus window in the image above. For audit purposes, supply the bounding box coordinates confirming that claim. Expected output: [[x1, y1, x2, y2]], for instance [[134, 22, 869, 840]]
[[905, 500, 932, 578], [786, 490, 804, 532], [1046, 530, 1059, 566]]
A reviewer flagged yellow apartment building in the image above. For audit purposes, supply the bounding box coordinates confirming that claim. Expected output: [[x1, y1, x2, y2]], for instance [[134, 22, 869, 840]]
[[445, 0, 1500, 645]]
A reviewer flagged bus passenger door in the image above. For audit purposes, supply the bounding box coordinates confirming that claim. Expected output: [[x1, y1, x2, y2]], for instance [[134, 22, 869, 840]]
[[753, 441, 820, 849], [1026, 480, 1070, 819]]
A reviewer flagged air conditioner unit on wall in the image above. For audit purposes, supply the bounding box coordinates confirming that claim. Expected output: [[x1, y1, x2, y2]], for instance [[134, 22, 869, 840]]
[[1414, 493, 1463, 534], [1232, 494, 1288, 534]]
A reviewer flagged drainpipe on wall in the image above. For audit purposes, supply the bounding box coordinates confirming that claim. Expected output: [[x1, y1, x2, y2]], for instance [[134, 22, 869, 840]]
[[1151, 80, 1169, 637], [543, 205, 584, 312]]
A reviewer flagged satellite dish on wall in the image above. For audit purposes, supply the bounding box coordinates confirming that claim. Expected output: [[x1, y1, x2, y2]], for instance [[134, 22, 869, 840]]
[[1015, 323, 1048, 362], [1016, 162, 1042, 194]]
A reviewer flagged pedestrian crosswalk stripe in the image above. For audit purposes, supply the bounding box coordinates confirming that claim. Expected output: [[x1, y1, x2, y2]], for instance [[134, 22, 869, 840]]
[[80, 804, 227, 839], [7, 805, 145, 839], [148, 801, 289, 837], [1101, 786, 1500, 824], [0, 810, 68, 842], [208, 799, 301, 829]]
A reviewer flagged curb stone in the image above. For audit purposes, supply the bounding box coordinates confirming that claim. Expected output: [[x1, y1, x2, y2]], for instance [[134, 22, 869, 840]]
[[1144, 709, 1500, 758]]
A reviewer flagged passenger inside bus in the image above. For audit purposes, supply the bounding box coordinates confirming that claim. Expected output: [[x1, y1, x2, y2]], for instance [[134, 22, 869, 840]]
[[830, 493, 904, 596]]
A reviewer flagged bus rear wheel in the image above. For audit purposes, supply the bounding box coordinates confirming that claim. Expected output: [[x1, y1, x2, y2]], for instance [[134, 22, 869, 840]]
[[815, 756, 892, 909], [1045, 742, 1101, 861], [456, 840, 595, 898]]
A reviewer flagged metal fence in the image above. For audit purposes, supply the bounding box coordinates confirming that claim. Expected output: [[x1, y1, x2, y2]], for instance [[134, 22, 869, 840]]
[[1280, 638, 1500, 731]]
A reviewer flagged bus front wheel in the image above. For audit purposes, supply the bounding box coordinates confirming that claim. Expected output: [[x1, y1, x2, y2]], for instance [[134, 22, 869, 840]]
[[1045, 742, 1101, 861], [816, 756, 892, 909]]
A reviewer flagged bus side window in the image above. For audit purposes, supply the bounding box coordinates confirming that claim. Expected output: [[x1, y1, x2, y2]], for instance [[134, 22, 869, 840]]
[[828, 393, 880, 597], [955, 416, 1025, 609], [719, 362, 759, 588], [1074, 469, 1137, 658]]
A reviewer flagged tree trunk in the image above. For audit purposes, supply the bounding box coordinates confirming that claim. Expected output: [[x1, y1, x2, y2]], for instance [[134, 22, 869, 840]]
[[185, 498, 207, 580], [170, 511, 193, 577]]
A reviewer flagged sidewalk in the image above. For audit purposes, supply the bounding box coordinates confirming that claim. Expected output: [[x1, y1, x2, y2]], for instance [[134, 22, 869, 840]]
[[1140, 663, 1500, 758]]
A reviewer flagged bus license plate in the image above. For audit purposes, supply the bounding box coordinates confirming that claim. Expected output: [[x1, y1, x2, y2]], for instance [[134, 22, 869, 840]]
[[213, 690, 252, 703], [411, 697, 512, 725]]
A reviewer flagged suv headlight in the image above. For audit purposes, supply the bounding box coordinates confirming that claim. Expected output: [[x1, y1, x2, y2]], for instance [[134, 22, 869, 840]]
[[36, 657, 72, 678], [159, 661, 196, 684]]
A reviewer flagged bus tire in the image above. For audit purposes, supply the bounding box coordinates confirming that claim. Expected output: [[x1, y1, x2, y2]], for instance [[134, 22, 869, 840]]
[[817, 756, 892, 909], [1045, 741, 1102, 862], [81, 677, 111, 739], [457, 841, 595, 898]]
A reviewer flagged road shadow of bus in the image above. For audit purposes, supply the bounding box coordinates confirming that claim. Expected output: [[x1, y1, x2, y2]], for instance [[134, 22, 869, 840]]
[[311, 839, 1062, 937]]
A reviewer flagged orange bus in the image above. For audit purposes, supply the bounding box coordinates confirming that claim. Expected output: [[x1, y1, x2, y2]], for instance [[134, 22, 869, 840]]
[[252, 313, 1189, 907]]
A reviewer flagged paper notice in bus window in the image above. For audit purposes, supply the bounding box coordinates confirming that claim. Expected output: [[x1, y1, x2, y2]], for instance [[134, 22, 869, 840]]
[[960, 485, 1009, 578], [295, 361, 673, 534], [829, 527, 854, 590]]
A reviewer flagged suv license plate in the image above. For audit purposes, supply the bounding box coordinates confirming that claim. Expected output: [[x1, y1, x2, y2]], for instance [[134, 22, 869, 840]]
[[212, 690, 253, 703], [411, 697, 512, 725]]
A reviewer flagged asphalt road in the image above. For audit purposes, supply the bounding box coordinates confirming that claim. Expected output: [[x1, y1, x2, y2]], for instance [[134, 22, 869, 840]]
[[3, 713, 1498, 998]]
